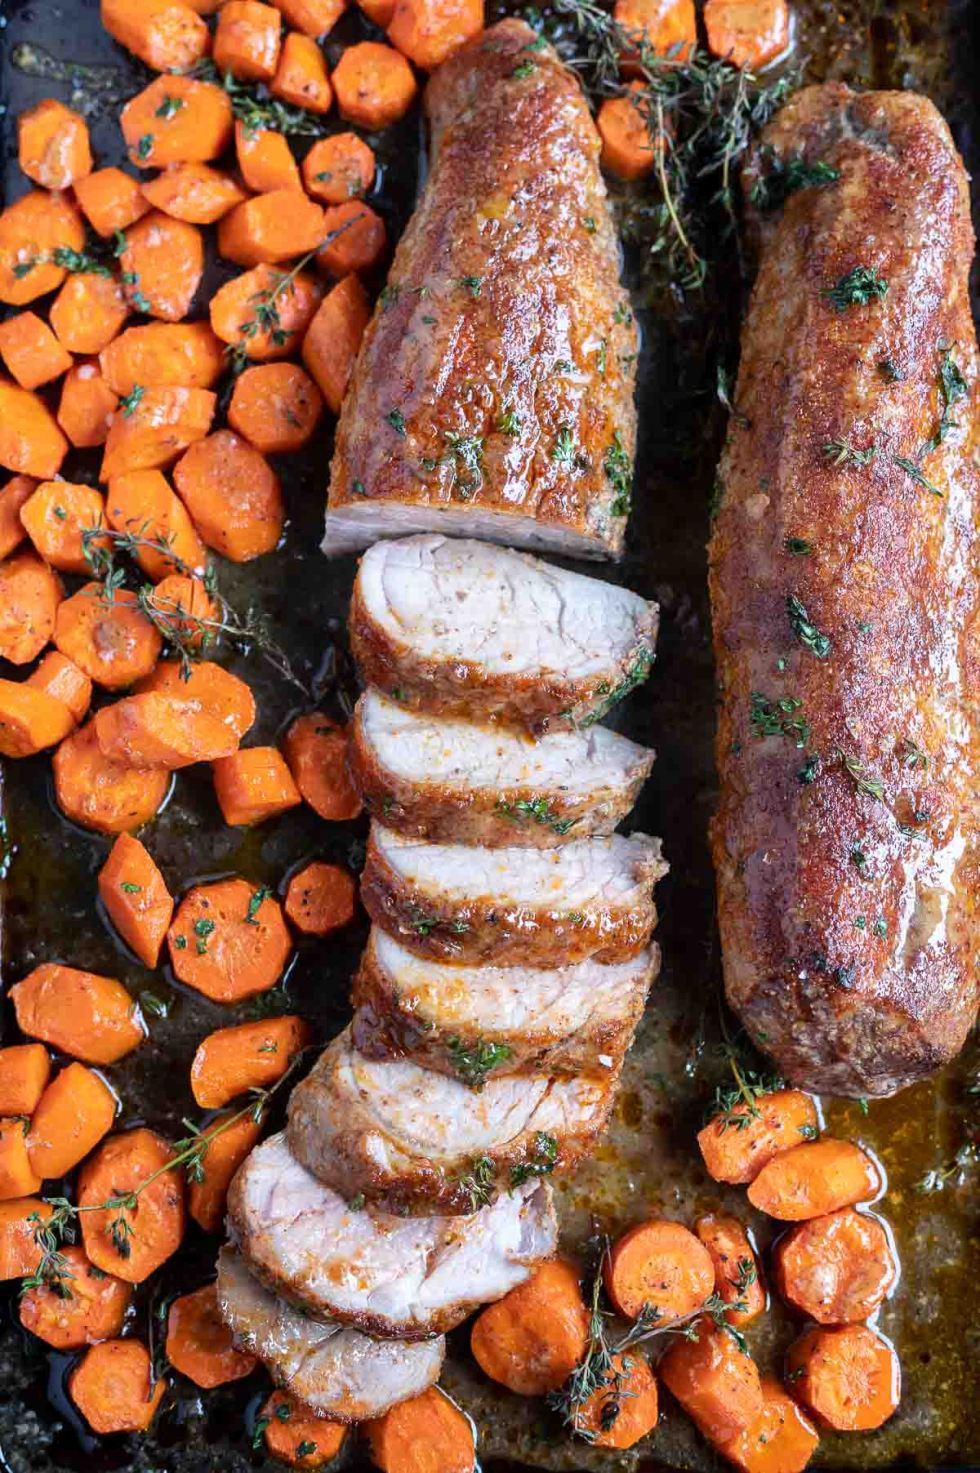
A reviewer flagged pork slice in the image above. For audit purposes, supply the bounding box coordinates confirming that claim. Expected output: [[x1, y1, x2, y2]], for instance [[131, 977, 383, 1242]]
[[361, 822, 666, 967], [351, 688, 654, 846], [228, 1132, 558, 1336], [349, 534, 657, 732], [352, 926, 658, 1079], [286, 1027, 618, 1214], [215, 1247, 445, 1421]]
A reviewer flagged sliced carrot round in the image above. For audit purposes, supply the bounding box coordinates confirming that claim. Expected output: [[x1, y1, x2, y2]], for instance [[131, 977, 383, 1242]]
[[213, 746, 302, 827], [302, 133, 375, 205], [68, 1337, 165, 1433], [283, 714, 361, 821], [190, 1015, 310, 1108], [470, 1260, 588, 1396], [604, 1218, 715, 1323], [0, 549, 63, 665], [694, 1214, 765, 1326], [20, 480, 108, 575], [785, 1324, 900, 1432], [27, 650, 92, 723], [137, 658, 256, 738], [78, 1127, 185, 1283], [317, 201, 387, 278], [697, 1089, 819, 1185], [0, 1043, 50, 1115], [94, 691, 240, 769], [54, 583, 163, 690], [747, 1139, 880, 1221], [53, 719, 171, 834], [26, 1062, 117, 1179], [774, 1207, 896, 1324], [210, 264, 322, 362], [188, 1109, 262, 1233], [365, 1387, 474, 1473], [166, 1282, 257, 1387], [10, 962, 145, 1065], [658, 1318, 764, 1445], [98, 832, 174, 968], [19, 1244, 131, 1350], [173, 430, 283, 563], [227, 362, 323, 455], [718, 1377, 819, 1473], [143, 575, 220, 655], [260, 1388, 348, 1467], [0, 678, 76, 758], [574, 1350, 659, 1449], [284, 862, 356, 936], [168, 876, 292, 1002]]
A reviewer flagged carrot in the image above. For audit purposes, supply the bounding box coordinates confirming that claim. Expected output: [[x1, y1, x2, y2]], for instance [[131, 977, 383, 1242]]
[[697, 1089, 819, 1185], [210, 263, 322, 361], [117, 212, 204, 323], [19, 479, 107, 575], [284, 861, 356, 935], [332, 42, 418, 130], [0, 381, 69, 479], [100, 386, 216, 479], [106, 468, 207, 580], [143, 573, 218, 652], [218, 190, 325, 268], [298, 272, 367, 414], [317, 202, 386, 277], [214, 747, 304, 827], [717, 1378, 819, 1473], [95, 691, 241, 769], [612, 0, 696, 58], [773, 1206, 896, 1325], [101, 321, 226, 394], [214, 0, 283, 80], [74, 167, 150, 239], [357, 0, 395, 23], [79, 1127, 185, 1282], [0, 1119, 41, 1200], [168, 876, 292, 1000], [187, 1109, 262, 1231], [54, 583, 162, 690], [0, 1044, 50, 1116], [235, 121, 304, 194], [228, 362, 323, 454], [387, 0, 483, 70], [121, 74, 235, 169], [26, 1063, 117, 1180], [28, 650, 92, 723], [0, 678, 77, 758], [573, 1350, 659, 1450], [0, 313, 73, 391], [282, 713, 361, 820], [703, 0, 791, 69], [273, 33, 333, 112], [365, 1387, 474, 1473], [58, 361, 119, 448], [166, 1282, 258, 1387], [694, 1215, 764, 1327], [470, 1260, 589, 1395], [141, 164, 249, 225], [98, 832, 173, 966], [173, 430, 283, 562], [69, 1337, 166, 1433], [0, 189, 85, 308], [101, 0, 210, 71], [604, 1218, 715, 1323], [0, 475, 35, 558], [785, 1324, 900, 1432], [0, 1197, 53, 1280], [18, 98, 92, 190], [0, 549, 63, 664], [274, 0, 346, 36], [11, 963, 144, 1064], [138, 658, 256, 736], [19, 1244, 132, 1350], [302, 134, 375, 205], [747, 1139, 880, 1222], [50, 273, 130, 357], [53, 718, 171, 833], [190, 1015, 311, 1108], [598, 86, 656, 181], [260, 1389, 348, 1468], [658, 1318, 764, 1445]]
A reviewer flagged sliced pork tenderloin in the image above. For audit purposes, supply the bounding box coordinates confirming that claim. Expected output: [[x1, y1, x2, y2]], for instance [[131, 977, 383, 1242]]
[[350, 535, 657, 733]]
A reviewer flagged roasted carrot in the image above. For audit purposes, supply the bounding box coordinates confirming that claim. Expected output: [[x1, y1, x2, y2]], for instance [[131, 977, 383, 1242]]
[[173, 430, 284, 562], [26, 1063, 117, 1180], [187, 1109, 262, 1232], [11, 963, 144, 1065], [703, 0, 791, 69], [0, 1197, 53, 1280], [143, 574, 218, 652], [166, 1283, 257, 1387], [50, 274, 129, 360], [0, 381, 69, 479], [283, 713, 361, 820], [717, 1378, 819, 1473], [470, 1260, 589, 1395], [357, 0, 395, 24], [79, 1127, 185, 1282], [58, 361, 119, 449], [69, 1336, 166, 1433], [697, 1089, 819, 1185], [284, 862, 356, 936], [747, 1139, 880, 1222], [272, 33, 333, 113], [302, 134, 376, 205], [785, 1324, 900, 1432], [301, 273, 370, 414], [210, 263, 322, 361], [98, 833, 175, 967], [53, 718, 171, 833], [121, 74, 234, 169], [214, 0, 283, 80], [101, 321, 226, 394], [235, 121, 303, 194], [228, 362, 323, 454], [27, 650, 92, 723], [0, 312, 73, 391], [100, 385, 216, 479], [0, 475, 35, 558], [19, 1244, 132, 1350], [218, 189, 325, 268], [0, 189, 85, 308], [317, 201, 386, 277], [275, 0, 346, 35], [142, 164, 249, 225], [0, 1044, 50, 1116], [54, 583, 162, 690], [332, 42, 418, 129], [694, 1215, 764, 1327], [598, 86, 656, 181], [18, 98, 92, 190], [138, 659, 256, 736], [604, 1217, 715, 1323], [190, 1015, 311, 1108], [658, 1318, 764, 1445], [365, 1387, 474, 1473], [214, 745, 303, 826], [0, 549, 63, 664], [167, 876, 293, 1001], [0, 1119, 41, 1200], [613, 0, 696, 57], [573, 1350, 659, 1450], [20, 479, 107, 575], [387, 0, 483, 70], [773, 1207, 896, 1324], [106, 468, 207, 580], [117, 212, 204, 323], [0, 678, 77, 758], [101, 0, 209, 68], [260, 1389, 348, 1468], [74, 167, 150, 239], [95, 691, 241, 769]]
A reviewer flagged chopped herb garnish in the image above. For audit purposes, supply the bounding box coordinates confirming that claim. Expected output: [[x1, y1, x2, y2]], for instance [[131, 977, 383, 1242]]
[[245, 886, 272, 924], [551, 423, 578, 466], [578, 647, 654, 727], [899, 736, 928, 771], [752, 153, 840, 211], [511, 59, 537, 78], [838, 750, 885, 801], [386, 408, 407, 436], [136, 133, 154, 160], [447, 1037, 513, 1088], [822, 437, 874, 467], [193, 916, 216, 954], [496, 796, 576, 835], [510, 1131, 559, 1186], [749, 692, 810, 748], [455, 274, 483, 297], [894, 455, 942, 497], [797, 753, 820, 785], [118, 384, 146, 418], [787, 594, 831, 658], [496, 406, 521, 434], [784, 536, 813, 556], [120, 881, 142, 893], [155, 94, 185, 119], [826, 265, 888, 310], [603, 431, 632, 516]]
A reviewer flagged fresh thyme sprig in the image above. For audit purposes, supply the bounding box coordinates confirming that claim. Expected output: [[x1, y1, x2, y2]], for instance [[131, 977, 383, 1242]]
[[185, 62, 328, 138]]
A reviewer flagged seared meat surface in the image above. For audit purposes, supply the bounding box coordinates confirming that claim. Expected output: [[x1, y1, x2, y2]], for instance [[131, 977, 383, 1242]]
[[325, 20, 637, 559], [710, 84, 980, 1095]]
